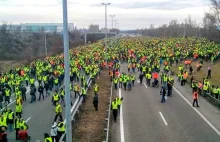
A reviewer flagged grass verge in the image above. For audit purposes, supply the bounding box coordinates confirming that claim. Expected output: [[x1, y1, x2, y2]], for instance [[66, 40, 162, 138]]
[[72, 70, 111, 142]]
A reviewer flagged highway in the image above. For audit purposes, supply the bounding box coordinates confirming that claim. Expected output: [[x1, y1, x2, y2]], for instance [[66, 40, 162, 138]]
[[5, 74, 89, 142], [111, 63, 220, 142]]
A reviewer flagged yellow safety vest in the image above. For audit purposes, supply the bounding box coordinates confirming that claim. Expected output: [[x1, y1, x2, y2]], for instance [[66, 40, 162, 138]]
[[5, 90, 10, 96], [58, 122, 65, 132], [117, 98, 122, 105], [53, 94, 59, 101], [8, 112, 14, 120], [55, 105, 61, 113], [112, 102, 118, 109], [45, 137, 53, 142], [16, 104, 22, 112]]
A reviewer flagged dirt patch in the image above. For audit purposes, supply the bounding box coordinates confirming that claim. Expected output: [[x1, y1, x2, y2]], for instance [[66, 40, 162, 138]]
[[72, 70, 111, 142]]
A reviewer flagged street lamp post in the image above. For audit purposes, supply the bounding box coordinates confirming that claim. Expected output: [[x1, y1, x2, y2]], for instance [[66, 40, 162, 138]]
[[62, 0, 72, 142], [109, 15, 115, 30], [101, 2, 111, 52]]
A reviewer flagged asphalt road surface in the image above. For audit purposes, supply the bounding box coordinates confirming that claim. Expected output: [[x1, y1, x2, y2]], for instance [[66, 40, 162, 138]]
[[111, 63, 220, 142], [6, 74, 89, 142]]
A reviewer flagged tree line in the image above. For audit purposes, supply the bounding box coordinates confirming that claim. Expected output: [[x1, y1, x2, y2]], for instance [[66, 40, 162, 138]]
[[125, 0, 220, 43]]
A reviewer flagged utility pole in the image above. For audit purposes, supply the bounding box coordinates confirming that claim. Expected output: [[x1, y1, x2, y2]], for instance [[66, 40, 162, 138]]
[[109, 15, 115, 30], [114, 20, 117, 29], [101, 2, 111, 53], [62, 0, 72, 142]]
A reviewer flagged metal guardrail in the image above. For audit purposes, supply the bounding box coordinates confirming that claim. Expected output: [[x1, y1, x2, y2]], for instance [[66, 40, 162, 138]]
[[205, 91, 220, 103], [103, 82, 113, 142], [59, 77, 91, 142]]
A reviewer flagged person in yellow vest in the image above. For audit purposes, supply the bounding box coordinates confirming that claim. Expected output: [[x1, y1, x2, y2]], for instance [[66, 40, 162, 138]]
[[113, 77, 118, 90], [14, 116, 20, 140], [57, 120, 65, 139], [94, 84, 99, 95], [52, 91, 60, 106], [0, 114, 7, 131], [53, 102, 63, 122], [7, 109, 14, 132], [44, 133, 53, 142], [16, 102, 22, 118], [74, 83, 80, 99], [19, 118, 28, 130], [5, 88, 11, 104], [81, 87, 87, 103], [111, 98, 118, 122], [116, 97, 123, 114]]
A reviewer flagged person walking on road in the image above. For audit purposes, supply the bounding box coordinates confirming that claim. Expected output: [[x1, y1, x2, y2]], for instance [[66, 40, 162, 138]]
[[57, 120, 65, 140], [113, 77, 118, 90], [7, 109, 14, 132], [117, 97, 123, 114], [192, 90, 199, 107], [51, 122, 59, 142], [21, 85, 26, 101], [111, 98, 118, 122], [38, 83, 44, 101], [54, 102, 63, 122], [93, 93, 98, 111], [160, 86, 166, 103], [139, 73, 144, 84], [44, 133, 53, 142], [52, 91, 60, 106], [15, 116, 20, 140], [30, 86, 36, 103]]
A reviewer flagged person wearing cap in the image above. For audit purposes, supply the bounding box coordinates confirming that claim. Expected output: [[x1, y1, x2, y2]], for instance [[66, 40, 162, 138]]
[[44, 133, 52, 142], [51, 122, 59, 142]]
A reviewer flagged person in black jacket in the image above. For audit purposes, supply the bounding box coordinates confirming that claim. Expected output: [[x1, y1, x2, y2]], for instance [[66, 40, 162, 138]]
[[139, 73, 144, 84], [30, 86, 36, 103], [21, 85, 27, 101], [93, 93, 98, 111], [38, 84, 44, 101], [160, 86, 166, 103], [44, 80, 49, 97]]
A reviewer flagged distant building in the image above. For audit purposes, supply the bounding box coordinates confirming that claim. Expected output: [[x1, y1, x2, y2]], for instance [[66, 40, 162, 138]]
[[89, 24, 99, 32], [100, 28, 109, 33], [20, 23, 74, 32]]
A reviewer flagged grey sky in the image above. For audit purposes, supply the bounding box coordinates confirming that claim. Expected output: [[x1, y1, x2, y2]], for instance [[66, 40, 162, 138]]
[[0, 0, 210, 30]]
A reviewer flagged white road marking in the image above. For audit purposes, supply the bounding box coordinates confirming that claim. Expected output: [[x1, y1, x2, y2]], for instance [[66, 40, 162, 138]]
[[119, 88, 125, 142], [159, 112, 168, 126], [173, 87, 220, 136], [144, 83, 148, 88], [25, 117, 31, 122]]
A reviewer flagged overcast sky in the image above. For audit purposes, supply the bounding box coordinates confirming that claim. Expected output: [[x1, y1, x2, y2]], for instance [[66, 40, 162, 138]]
[[0, 0, 210, 30]]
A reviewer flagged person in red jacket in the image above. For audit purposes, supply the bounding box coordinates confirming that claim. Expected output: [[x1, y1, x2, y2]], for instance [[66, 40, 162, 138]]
[[192, 90, 199, 107], [18, 126, 29, 142]]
